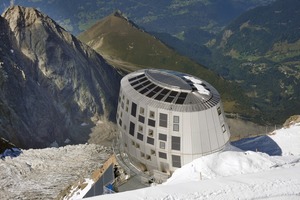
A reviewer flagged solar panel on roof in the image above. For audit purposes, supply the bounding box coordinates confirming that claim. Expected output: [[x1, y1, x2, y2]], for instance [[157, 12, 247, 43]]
[[165, 96, 174, 103], [129, 77, 137, 82], [175, 98, 185, 104], [146, 91, 156, 98], [134, 84, 144, 90], [131, 80, 140, 86], [140, 88, 149, 94], [153, 86, 162, 92], [155, 94, 164, 100]]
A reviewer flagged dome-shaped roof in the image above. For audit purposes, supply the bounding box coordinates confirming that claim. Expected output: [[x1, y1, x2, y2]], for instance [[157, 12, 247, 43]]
[[123, 69, 220, 112]]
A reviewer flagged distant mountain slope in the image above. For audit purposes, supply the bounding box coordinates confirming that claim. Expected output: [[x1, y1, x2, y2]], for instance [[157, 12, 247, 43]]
[[78, 11, 256, 119], [0, 0, 275, 36], [0, 6, 121, 148], [208, 0, 300, 123]]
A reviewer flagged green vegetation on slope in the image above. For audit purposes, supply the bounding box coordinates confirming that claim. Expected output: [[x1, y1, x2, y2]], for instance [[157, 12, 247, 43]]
[[79, 12, 257, 119], [208, 0, 300, 124]]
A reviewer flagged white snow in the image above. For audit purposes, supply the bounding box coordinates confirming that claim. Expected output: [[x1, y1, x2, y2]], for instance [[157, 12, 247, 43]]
[[65, 178, 95, 200], [0, 144, 111, 200], [183, 75, 210, 95], [87, 123, 300, 200], [1, 123, 300, 200]]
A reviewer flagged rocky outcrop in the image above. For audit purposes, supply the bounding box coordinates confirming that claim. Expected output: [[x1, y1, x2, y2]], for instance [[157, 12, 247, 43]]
[[0, 6, 122, 148]]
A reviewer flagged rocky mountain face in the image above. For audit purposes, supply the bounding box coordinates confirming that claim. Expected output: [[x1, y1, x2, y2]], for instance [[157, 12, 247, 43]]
[[0, 6, 122, 148]]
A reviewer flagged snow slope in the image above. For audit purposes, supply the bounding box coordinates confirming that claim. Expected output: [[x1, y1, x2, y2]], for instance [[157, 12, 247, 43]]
[[0, 144, 111, 200], [88, 123, 300, 200]]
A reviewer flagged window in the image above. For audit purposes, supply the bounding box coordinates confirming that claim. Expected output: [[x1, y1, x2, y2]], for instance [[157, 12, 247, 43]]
[[159, 113, 168, 128], [121, 101, 124, 109], [137, 133, 143, 141], [159, 152, 167, 159], [173, 116, 179, 132], [118, 119, 122, 126], [131, 140, 135, 146], [148, 129, 154, 137], [173, 124, 179, 132], [147, 137, 154, 145], [146, 155, 151, 160], [135, 143, 140, 149], [149, 111, 155, 118], [222, 124, 226, 133], [131, 102, 137, 117], [171, 136, 180, 151], [172, 155, 181, 168], [159, 133, 167, 141], [160, 141, 165, 149], [150, 149, 156, 155], [129, 122, 135, 136], [140, 152, 145, 157], [138, 115, 145, 123], [138, 125, 143, 132], [140, 107, 145, 115], [148, 119, 156, 127], [173, 116, 179, 123], [217, 107, 222, 115], [126, 99, 129, 105], [123, 125, 127, 130]]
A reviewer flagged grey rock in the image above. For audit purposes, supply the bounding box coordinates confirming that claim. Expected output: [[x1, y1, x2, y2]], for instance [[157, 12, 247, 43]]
[[0, 6, 122, 148]]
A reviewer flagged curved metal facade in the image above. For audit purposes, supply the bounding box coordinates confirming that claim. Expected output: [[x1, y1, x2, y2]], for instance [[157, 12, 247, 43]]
[[116, 69, 230, 174]]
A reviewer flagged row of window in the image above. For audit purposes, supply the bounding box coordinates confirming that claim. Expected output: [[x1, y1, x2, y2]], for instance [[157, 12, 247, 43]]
[[129, 140, 181, 168]]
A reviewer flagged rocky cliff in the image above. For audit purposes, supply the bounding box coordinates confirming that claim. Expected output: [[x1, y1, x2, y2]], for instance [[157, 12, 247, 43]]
[[0, 6, 122, 148]]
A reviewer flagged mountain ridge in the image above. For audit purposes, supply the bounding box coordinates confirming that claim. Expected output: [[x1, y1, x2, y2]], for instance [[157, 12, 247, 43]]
[[0, 6, 121, 148]]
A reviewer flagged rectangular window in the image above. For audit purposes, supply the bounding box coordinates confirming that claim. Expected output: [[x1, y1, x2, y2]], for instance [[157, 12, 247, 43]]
[[159, 113, 168, 128], [138, 115, 145, 123], [131, 102, 137, 117], [148, 119, 156, 127], [172, 155, 181, 168], [148, 129, 154, 137], [159, 133, 167, 141], [173, 124, 179, 132], [119, 119, 122, 126], [159, 152, 167, 159], [140, 107, 145, 115], [222, 124, 226, 133], [217, 107, 222, 115], [171, 136, 181, 151], [138, 125, 143, 132], [147, 137, 154, 145], [129, 122, 135, 136], [150, 149, 156, 155], [140, 152, 145, 157], [173, 116, 179, 123], [149, 111, 155, 118], [146, 155, 151, 160], [135, 143, 140, 149], [137, 133, 143, 141], [159, 141, 165, 149], [173, 116, 179, 132]]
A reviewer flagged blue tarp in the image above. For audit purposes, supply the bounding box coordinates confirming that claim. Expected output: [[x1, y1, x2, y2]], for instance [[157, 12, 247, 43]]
[[0, 148, 22, 159]]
